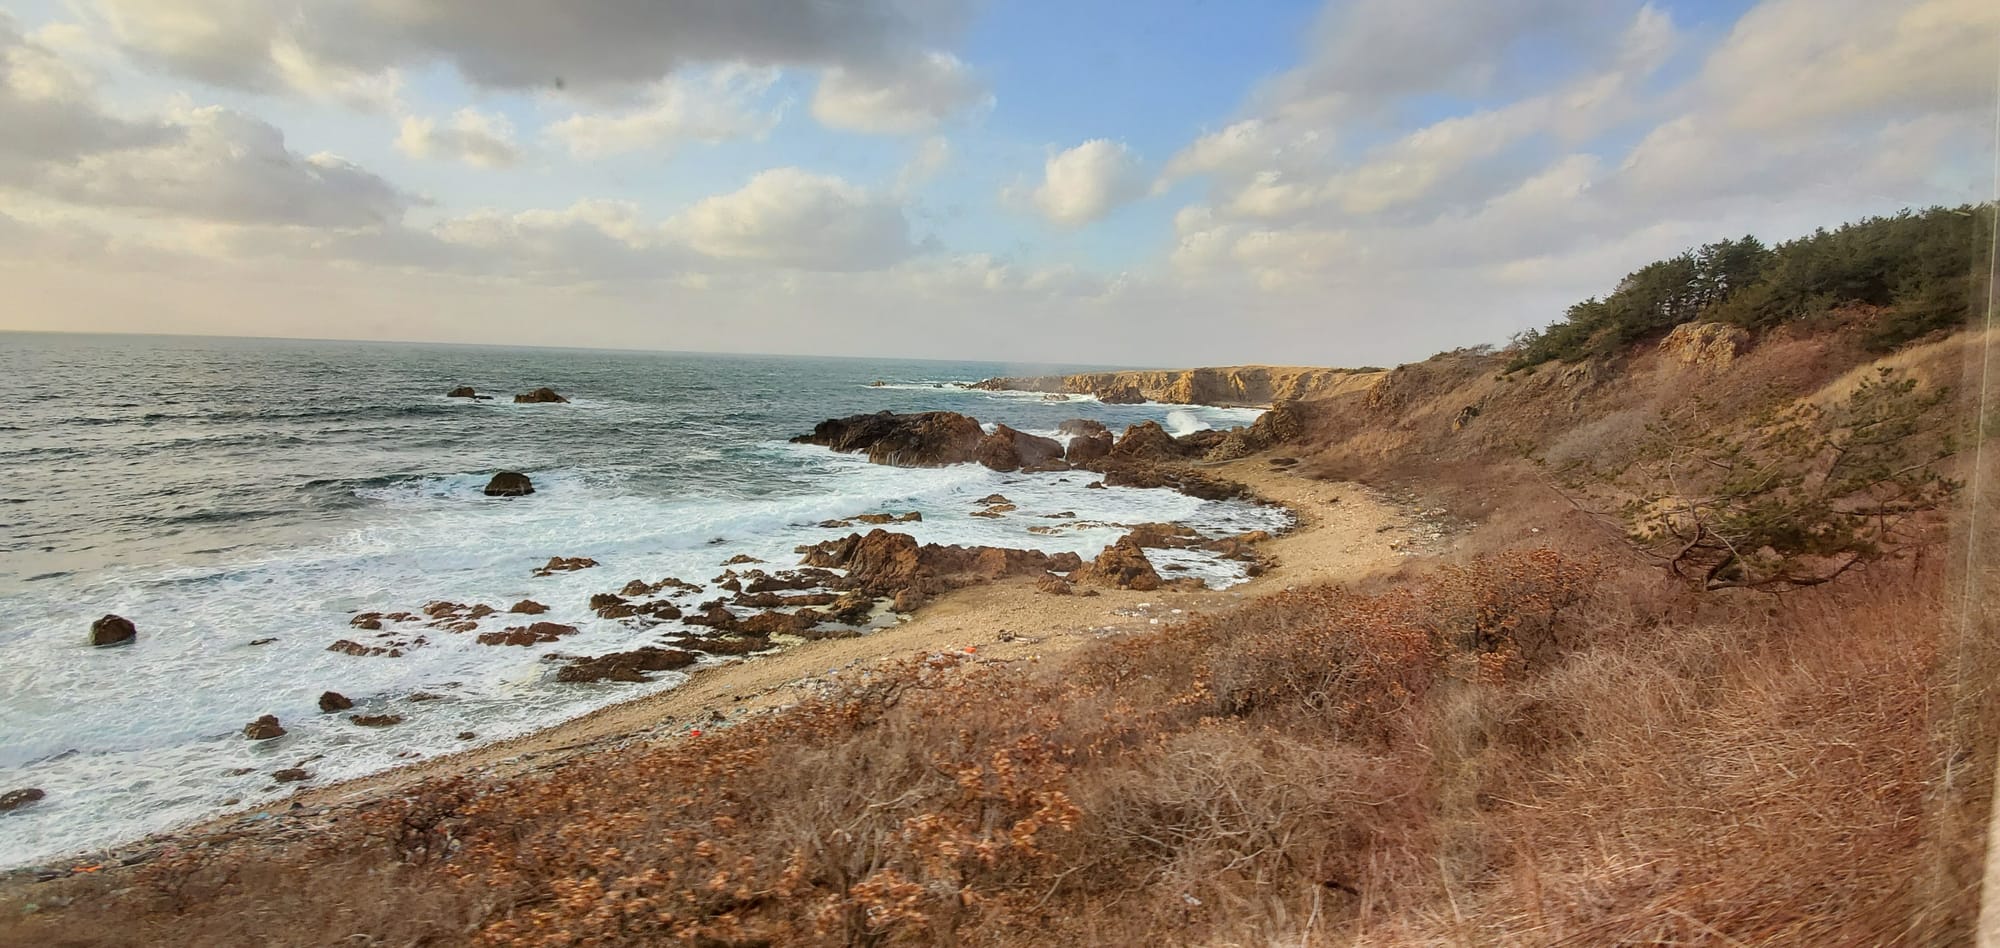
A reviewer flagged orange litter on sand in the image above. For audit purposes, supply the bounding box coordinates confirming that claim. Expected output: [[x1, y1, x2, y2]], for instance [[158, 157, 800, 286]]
[[689, 729, 703, 738], [75, 865, 102, 873]]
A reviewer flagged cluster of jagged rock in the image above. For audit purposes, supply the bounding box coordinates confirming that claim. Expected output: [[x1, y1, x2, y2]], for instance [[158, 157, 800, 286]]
[[446, 385, 569, 404], [789, 406, 1304, 493]]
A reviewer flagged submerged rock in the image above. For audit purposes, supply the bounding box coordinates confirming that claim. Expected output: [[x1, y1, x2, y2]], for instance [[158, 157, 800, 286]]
[[484, 471, 534, 497], [514, 387, 569, 404], [0, 788, 45, 812], [532, 556, 598, 577], [272, 768, 310, 783], [243, 715, 285, 740], [318, 691, 353, 713], [446, 386, 477, 398], [90, 614, 137, 647], [350, 714, 403, 727]]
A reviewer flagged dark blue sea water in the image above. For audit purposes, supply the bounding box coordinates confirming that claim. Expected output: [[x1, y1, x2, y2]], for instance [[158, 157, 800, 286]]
[[0, 333, 1280, 867]]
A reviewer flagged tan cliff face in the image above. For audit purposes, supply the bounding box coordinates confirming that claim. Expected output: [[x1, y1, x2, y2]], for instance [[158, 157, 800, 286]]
[[974, 365, 1385, 407]]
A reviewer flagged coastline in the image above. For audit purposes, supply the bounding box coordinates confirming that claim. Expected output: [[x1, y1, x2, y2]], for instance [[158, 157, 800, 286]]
[[13, 455, 1430, 874]]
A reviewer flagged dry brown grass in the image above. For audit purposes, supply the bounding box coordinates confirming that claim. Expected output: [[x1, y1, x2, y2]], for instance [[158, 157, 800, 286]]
[[5, 324, 1993, 947]]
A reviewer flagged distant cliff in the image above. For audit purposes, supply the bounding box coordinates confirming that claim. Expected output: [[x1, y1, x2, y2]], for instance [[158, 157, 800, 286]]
[[970, 365, 1384, 407]]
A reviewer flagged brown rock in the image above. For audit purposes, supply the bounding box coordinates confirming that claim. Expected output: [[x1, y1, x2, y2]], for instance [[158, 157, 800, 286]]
[[272, 768, 310, 783], [1660, 321, 1751, 369], [509, 599, 549, 615], [790, 411, 985, 467], [446, 386, 477, 398], [1128, 522, 1203, 549], [514, 387, 569, 404], [975, 424, 1066, 472], [1036, 574, 1073, 595], [90, 614, 137, 647], [476, 622, 579, 647], [975, 494, 1012, 506], [483, 471, 534, 497], [1074, 537, 1163, 591], [318, 691, 353, 713], [0, 788, 46, 812], [1057, 418, 1110, 438], [243, 715, 285, 740], [722, 554, 764, 565], [892, 588, 925, 612], [532, 556, 598, 577], [1110, 421, 1182, 462], [350, 714, 403, 727], [556, 647, 697, 684]]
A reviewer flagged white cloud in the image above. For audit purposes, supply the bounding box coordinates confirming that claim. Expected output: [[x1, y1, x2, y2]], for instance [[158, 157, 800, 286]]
[[1027, 139, 1148, 227], [396, 108, 518, 168], [1259, 0, 1620, 118], [895, 136, 953, 194], [84, 0, 975, 101], [37, 105, 411, 227], [544, 68, 780, 158], [811, 51, 987, 134], [1700, 0, 1999, 133], [673, 168, 913, 270], [0, 13, 172, 174]]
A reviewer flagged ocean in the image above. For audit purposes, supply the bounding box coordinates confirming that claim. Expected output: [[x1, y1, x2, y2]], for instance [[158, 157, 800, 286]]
[[0, 333, 1283, 868]]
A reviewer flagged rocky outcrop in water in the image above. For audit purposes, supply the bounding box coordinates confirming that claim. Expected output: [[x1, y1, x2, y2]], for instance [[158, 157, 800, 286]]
[[318, 691, 353, 712], [975, 424, 1065, 472], [243, 715, 285, 740], [90, 614, 137, 647], [514, 387, 569, 404], [533, 556, 598, 577], [0, 788, 46, 812], [447, 386, 478, 398], [484, 471, 534, 497], [477, 622, 579, 647], [791, 411, 985, 467], [557, 646, 697, 683]]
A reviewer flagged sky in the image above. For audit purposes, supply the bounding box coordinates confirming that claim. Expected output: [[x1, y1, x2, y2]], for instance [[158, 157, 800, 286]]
[[0, 0, 1993, 367]]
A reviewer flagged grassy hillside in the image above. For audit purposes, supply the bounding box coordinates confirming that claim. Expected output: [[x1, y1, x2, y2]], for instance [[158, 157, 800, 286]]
[[1509, 204, 1994, 369], [4, 209, 1996, 946]]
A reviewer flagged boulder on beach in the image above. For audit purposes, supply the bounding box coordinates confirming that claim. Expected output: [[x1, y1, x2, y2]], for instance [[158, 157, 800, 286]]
[[1074, 536, 1163, 591], [318, 691, 353, 713], [90, 614, 137, 647], [797, 530, 1076, 603], [514, 387, 569, 404], [791, 411, 985, 467], [0, 788, 45, 812], [975, 424, 1066, 472], [484, 471, 534, 497], [446, 386, 477, 398], [1037, 573, 1074, 596], [243, 715, 285, 740]]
